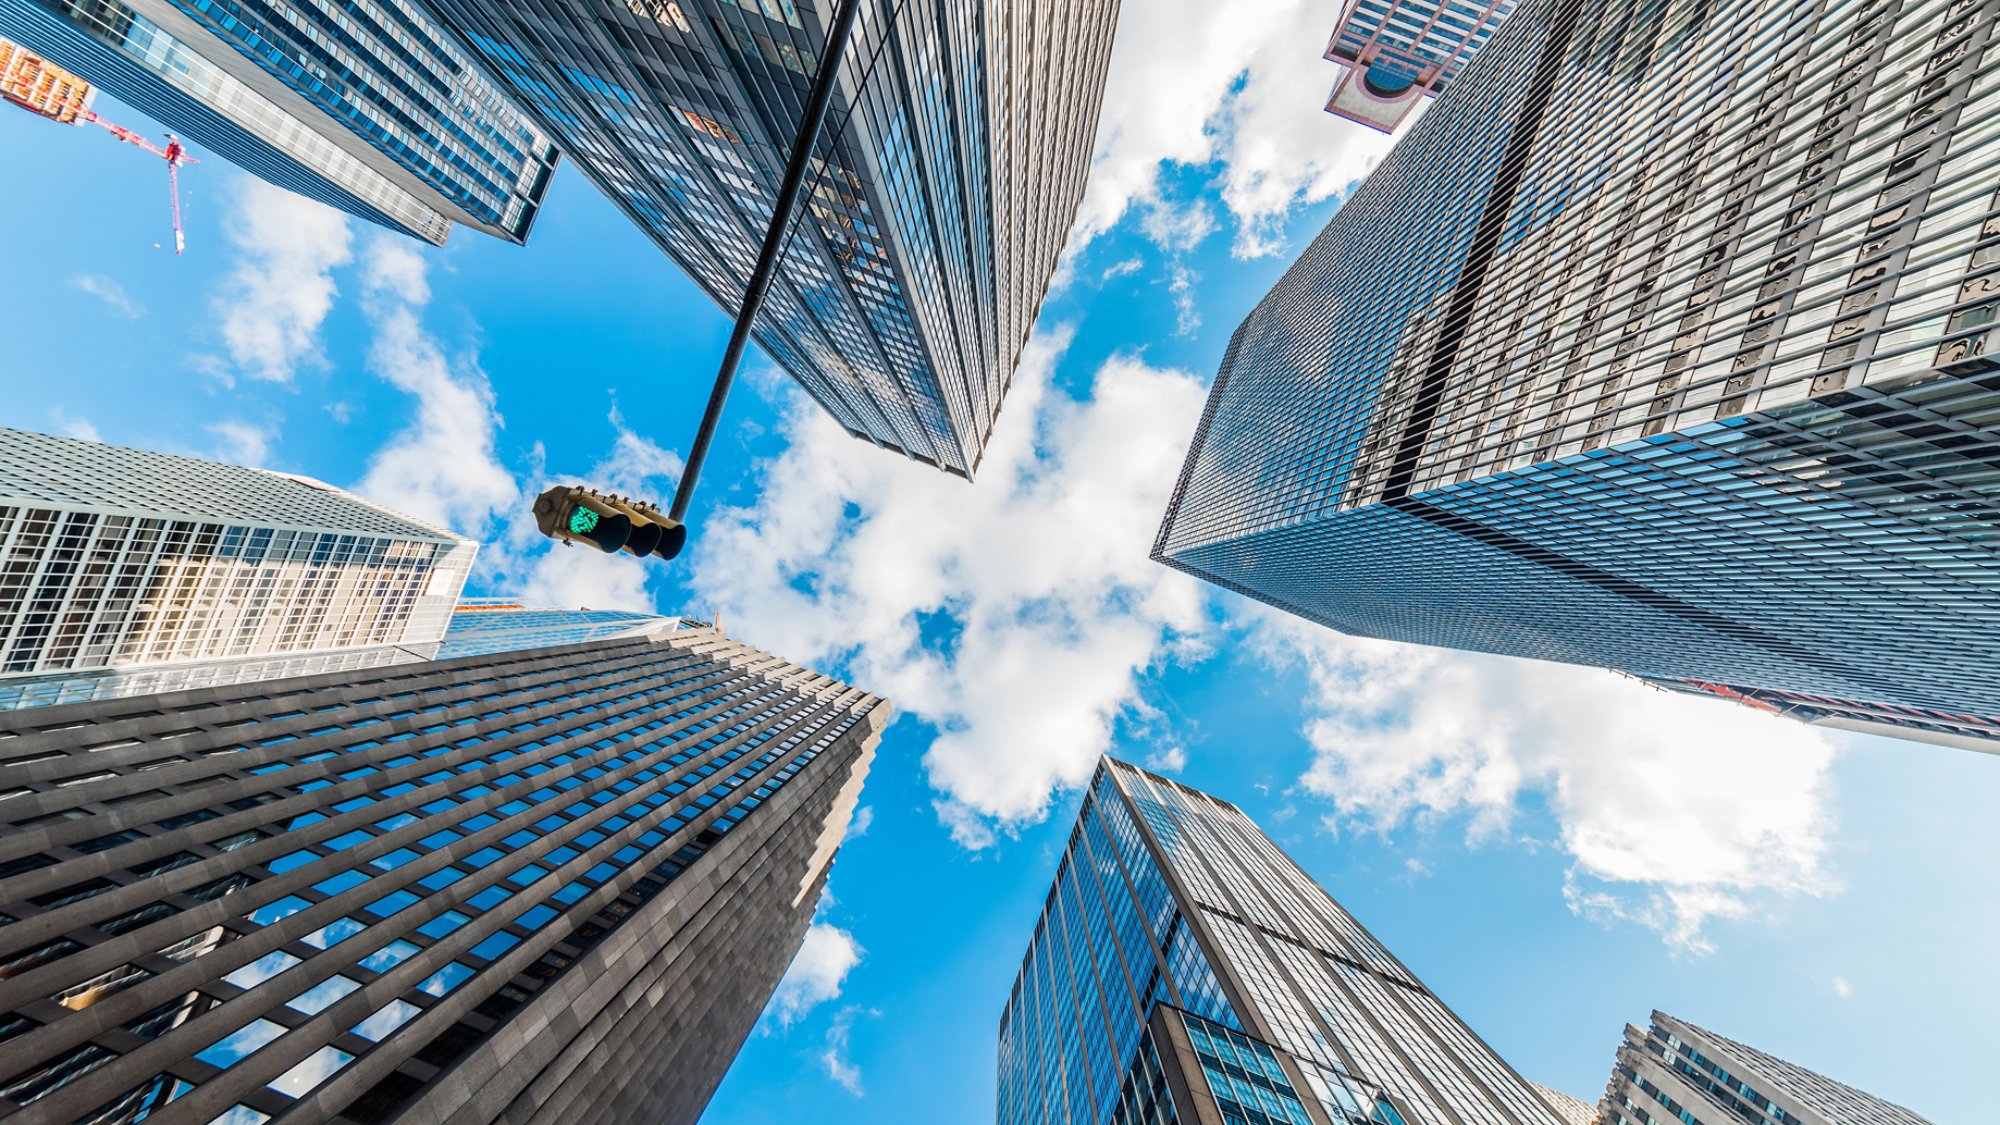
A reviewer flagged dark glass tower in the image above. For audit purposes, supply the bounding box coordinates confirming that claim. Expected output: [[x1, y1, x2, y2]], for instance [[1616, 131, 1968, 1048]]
[[0, 608, 887, 1125], [419, 0, 1120, 476], [998, 758, 1570, 1125], [1599, 1012, 1934, 1125], [1156, 0, 2000, 751]]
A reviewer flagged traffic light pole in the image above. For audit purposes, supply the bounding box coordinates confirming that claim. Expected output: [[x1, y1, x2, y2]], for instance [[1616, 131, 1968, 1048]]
[[666, 0, 863, 527]]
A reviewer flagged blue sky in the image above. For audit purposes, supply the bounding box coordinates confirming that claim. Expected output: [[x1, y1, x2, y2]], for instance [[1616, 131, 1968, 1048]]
[[3, 1, 1993, 1120]]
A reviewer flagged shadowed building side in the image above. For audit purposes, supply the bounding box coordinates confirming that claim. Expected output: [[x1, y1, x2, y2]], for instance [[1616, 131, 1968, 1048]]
[[0, 612, 887, 1125], [1158, 0, 2000, 752]]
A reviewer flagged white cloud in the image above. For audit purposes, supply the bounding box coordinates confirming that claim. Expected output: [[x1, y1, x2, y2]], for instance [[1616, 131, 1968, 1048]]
[[689, 328, 1210, 845], [1833, 976, 1852, 999], [1100, 256, 1143, 282], [1072, 0, 1397, 259], [769, 923, 863, 1029], [72, 274, 145, 318], [847, 805, 874, 839], [1249, 611, 1840, 953], [1168, 264, 1200, 337], [820, 1005, 871, 1096], [48, 408, 101, 443], [352, 236, 517, 537], [213, 178, 355, 383], [502, 407, 683, 612], [207, 419, 274, 467]]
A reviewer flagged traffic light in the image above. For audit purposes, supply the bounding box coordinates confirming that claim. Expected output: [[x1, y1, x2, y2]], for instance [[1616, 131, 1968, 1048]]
[[532, 486, 686, 561]]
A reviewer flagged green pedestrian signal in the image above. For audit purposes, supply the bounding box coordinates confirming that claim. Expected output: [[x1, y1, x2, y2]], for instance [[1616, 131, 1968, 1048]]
[[533, 485, 683, 560]]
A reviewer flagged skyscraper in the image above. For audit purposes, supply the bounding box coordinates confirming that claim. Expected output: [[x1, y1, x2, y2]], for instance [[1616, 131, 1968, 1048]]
[[0, 607, 887, 1125], [998, 757, 1570, 1125], [1155, 0, 2000, 751], [0, 427, 475, 710], [0, 0, 558, 245], [1323, 0, 1514, 132], [420, 0, 1120, 477], [1599, 1012, 1934, 1125]]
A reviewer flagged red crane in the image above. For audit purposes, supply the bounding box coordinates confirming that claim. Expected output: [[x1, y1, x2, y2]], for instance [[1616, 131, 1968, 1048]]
[[83, 112, 197, 254]]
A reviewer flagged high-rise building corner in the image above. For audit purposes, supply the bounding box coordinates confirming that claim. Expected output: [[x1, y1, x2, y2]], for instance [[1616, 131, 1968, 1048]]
[[0, 604, 888, 1125], [1598, 1011, 1936, 1125], [999, 756, 1564, 1125]]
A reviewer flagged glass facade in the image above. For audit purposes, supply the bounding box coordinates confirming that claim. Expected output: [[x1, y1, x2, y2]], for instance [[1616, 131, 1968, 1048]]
[[418, 0, 1119, 476], [999, 758, 1569, 1125], [1157, 0, 2000, 752], [0, 0, 557, 245], [433, 599, 674, 661], [1323, 0, 1515, 131], [0, 619, 887, 1125], [1600, 1012, 1934, 1125], [0, 428, 475, 711]]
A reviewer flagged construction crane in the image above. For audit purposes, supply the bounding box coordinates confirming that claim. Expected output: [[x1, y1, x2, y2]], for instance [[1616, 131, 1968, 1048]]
[[1, 38, 198, 253], [84, 114, 196, 254]]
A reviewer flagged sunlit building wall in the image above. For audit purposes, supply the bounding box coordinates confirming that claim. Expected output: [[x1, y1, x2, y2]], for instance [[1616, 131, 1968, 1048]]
[[1157, 0, 2000, 752], [0, 613, 887, 1125], [421, 0, 1120, 477], [998, 758, 1571, 1125], [1599, 1012, 1934, 1125], [0, 428, 475, 710]]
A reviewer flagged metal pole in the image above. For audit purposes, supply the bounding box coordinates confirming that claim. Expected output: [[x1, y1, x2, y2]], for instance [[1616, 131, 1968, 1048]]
[[668, 0, 863, 525]]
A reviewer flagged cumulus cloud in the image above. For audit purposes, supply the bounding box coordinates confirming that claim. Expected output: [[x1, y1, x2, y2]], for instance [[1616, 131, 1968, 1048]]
[[1249, 611, 1840, 953], [689, 328, 1210, 845], [207, 419, 275, 467], [48, 408, 101, 443], [342, 238, 676, 613], [1100, 256, 1143, 282], [768, 923, 863, 1029], [1074, 0, 1396, 259], [1833, 976, 1852, 999], [72, 274, 145, 318], [820, 1005, 871, 1096], [353, 236, 518, 537], [502, 407, 683, 612], [213, 178, 355, 382], [847, 805, 874, 839]]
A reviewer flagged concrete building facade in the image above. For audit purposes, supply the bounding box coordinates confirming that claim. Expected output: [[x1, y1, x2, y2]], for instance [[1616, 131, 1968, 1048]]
[[0, 611, 887, 1125]]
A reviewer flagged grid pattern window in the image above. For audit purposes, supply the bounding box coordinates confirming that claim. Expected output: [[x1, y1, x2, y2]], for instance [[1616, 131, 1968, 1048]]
[[0, 624, 887, 1125], [1000, 759, 1563, 1125], [1, 0, 556, 244], [0, 429, 473, 698], [434, 601, 671, 660], [1156, 0, 2000, 751], [415, 0, 1118, 477], [1597, 1013, 1934, 1125]]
